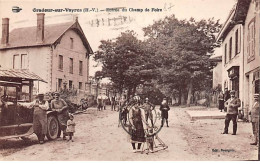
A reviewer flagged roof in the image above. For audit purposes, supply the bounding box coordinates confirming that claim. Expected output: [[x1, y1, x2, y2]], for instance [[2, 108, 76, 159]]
[[0, 69, 46, 82], [0, 21, 93, 54], [216, 0, 251, 42]]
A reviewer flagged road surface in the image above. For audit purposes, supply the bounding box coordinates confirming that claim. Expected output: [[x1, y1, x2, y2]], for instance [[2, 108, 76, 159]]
[[0, 106, 258, 161]]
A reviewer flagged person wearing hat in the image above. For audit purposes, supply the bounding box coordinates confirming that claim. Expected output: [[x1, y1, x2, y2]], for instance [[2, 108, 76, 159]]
[[224, 88, 230, 112], [18, 92, 49, 144], [51, 92, 69, 140], [142, 97, 155, 127], [222, 90, 241, 135], [249, 93, 259, 145], [159, 98, 170, 127]]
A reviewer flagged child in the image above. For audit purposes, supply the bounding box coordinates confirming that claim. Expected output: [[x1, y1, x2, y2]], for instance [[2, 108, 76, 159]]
[[67, 114, 76, 142]]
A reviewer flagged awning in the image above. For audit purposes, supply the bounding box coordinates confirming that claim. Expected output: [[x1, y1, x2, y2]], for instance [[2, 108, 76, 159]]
[[0, 69, 47, 82]]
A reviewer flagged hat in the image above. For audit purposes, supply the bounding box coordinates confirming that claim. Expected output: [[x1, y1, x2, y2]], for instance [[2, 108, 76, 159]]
[[254, 94, 259, 98], [145, 97, 149, 100], [38, 92, 45, 96], [230, 90, 236, 94], [53, 91, 60, 96]]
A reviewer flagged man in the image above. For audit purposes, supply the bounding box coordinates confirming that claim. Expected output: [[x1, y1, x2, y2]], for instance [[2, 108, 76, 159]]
[[18, 93, 49, 144], [51, 92, 69, 140], [142, 98, 155, 127], [97, 93, 103, 111], [224, 88, 230, 112], [249, 94, 259, 145], [222, 90, 241, 135], [111, 95, 116, 111], [160, 98, 170, 127]]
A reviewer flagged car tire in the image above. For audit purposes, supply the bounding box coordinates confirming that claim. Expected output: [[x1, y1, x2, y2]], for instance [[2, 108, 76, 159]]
[[47, 115, 59, 140]]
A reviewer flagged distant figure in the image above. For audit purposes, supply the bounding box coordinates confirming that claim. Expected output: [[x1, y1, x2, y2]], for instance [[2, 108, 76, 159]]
[[97, 93, 103, 111], [222, 90, 241, 135], [249, 94, 259, 145], [67, 114, 76, 142], [205, 92, 210, 107], [218, 91, 224, 112], [111, 95, 117, 111], [224, 88, 230, 112], [101, 94, 108, 110], [51, 92, 69, 140], [159, 98, 170, 127], [142, 97, 155, 127]]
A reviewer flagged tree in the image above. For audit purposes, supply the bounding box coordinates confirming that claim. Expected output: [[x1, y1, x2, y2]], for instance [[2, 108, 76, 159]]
[[143, 15, 222, 105], [94, 30, 157, 99]]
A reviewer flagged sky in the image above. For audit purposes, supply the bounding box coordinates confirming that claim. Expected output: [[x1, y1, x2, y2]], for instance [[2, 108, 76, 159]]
[[0, 0, 236, 80]]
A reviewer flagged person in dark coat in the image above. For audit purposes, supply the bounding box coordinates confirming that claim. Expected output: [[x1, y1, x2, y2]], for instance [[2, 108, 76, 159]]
[[218, 91, 224, 112], [222, 90, 241, 135], [224, 88, 230, 112], [159, 98, 170, 127]]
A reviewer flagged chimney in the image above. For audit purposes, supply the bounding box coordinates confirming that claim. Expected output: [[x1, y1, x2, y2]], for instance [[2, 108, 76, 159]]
[[1, 18, 9, 45], [36, 13, 45, 43]]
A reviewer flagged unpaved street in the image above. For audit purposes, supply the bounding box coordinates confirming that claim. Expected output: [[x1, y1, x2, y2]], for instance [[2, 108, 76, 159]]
[[0, 106, 258, 161]]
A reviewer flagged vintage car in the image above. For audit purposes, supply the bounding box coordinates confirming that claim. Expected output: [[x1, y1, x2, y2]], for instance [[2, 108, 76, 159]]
[[0, 69, 60, 140]]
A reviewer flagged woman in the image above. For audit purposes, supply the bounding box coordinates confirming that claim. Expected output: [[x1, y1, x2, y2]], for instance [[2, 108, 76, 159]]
[[128, 95, 148, 153], [160, 98, 170, 127], [218, 91, 224, 112], [51, 92, 69, 140]]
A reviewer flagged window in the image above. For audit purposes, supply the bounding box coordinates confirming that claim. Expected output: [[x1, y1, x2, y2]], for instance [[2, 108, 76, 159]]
[[247, 17, 255, 62], [13, 54, 20, 69], [69, 58, 73, 74], [70, 38, 74, 49], [58, 55, 63, 70], [229, 37, 232, 61], [79, 82, 82, 90], [235, 29, 238, 56], [224, 44, 227, 64], [21, 54, 28, 69], [58, 79, 62, 90], [79, 60, 83, 75], [69, 80, 73, 89]]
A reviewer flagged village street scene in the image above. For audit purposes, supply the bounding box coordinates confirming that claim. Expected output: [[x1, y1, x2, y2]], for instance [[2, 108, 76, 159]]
[[0, 0, 259, 161]]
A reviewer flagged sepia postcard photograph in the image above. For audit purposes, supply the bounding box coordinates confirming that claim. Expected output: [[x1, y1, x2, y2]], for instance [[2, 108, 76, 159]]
[[0, 0, 259, 161]]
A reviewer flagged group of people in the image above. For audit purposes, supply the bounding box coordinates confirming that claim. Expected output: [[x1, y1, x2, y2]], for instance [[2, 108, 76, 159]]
[[125, 95, 170, 153], [220, 89, 259, 146], [18, 92, 76, 144]]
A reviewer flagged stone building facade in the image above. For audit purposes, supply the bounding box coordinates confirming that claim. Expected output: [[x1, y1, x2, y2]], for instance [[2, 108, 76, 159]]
[[0, 13, 93, 94]]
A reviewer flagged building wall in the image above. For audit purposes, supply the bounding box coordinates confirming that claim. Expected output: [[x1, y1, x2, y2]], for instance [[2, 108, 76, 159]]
[[221, 24, 244, 101], [51, 29, 89, 91], [0, 46, 51, 93], [243, 0, 260, 119]]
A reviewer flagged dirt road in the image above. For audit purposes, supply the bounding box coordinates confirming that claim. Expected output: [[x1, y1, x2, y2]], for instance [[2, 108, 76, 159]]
[[0, 106, 258, 161]]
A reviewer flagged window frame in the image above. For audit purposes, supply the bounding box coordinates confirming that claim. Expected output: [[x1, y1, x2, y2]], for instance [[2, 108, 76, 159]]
[[79, 60, 83, 75], [247, 17, 256, 63], [13, 54, 20, 69], [58, 55, 63, 71], [21, 54, 28, 69], [69, 58, 74, 74]]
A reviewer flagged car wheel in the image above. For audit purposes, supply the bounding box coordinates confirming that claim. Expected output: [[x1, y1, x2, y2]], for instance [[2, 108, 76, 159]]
[[47, 115, 59, 140]]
